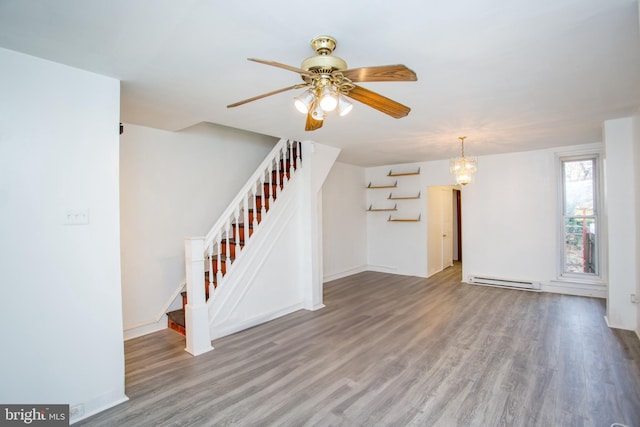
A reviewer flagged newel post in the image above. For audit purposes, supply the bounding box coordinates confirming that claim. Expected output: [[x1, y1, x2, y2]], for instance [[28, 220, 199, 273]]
[[184, 236, 214, 356]]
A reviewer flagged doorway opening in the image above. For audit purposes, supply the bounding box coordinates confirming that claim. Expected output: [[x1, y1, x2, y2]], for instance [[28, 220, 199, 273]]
[[427, 186, 462, 277]]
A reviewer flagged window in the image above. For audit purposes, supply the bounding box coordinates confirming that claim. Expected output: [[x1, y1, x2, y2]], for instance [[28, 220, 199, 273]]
[[560, 155, 599, 277]]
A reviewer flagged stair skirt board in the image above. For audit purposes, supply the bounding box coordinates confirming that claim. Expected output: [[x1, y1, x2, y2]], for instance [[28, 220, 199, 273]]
[[210, 302, 305, 341], [467, 275, 541, 291], [208, 177, 304, 339]]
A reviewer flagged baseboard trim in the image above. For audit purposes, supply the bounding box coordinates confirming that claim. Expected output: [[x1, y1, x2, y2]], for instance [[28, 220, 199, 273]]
[[542, 281, 606, 298], [123, 316, 168, 340], [323, 265, 367, 282], [367, 264, 398, 274], [70, 394, 129, 425]]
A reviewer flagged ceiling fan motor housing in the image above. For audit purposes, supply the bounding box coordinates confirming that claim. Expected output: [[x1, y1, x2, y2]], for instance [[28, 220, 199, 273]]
[[301, 35, 348, 74]]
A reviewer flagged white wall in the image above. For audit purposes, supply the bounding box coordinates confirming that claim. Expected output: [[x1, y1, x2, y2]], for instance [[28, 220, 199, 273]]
[[359, 143, 614, 300], [366, 161, 451, 277], [0, 48, 126, 420], [322, 162, 368, 281], [462, 149, 557, 284], [635, 114, 640, 335], [604, 117, 638, 331], [120, 123, 277, 339]]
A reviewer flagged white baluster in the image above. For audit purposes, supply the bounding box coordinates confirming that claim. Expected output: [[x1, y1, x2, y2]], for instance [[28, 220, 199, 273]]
[[296, 141, 301, 168], [216, 232, 223, 283], [208, 243, 214, 298], [275, 148, 281, 197], [243, 194, 250, 247], [234, 208, 241, 258], [252, 187, 259, 229], [282, 143, 289, 184], [225, 219, 231, 273], [268, 162, 275, 206], [260, 173, 267, 216], [287, 141, 293, 178]]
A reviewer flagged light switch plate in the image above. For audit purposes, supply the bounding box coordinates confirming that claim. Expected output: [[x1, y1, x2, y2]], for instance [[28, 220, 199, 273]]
[[64, 208, 90, 225]]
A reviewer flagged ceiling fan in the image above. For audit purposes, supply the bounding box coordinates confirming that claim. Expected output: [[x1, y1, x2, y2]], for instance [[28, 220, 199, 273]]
[[227, 35, 418, 131]]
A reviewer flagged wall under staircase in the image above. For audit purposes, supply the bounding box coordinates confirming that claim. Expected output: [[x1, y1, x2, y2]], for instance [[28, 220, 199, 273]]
[[184, 140, 340, 355]]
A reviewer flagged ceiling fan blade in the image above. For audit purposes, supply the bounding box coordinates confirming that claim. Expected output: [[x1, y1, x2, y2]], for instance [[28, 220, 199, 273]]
[[345, 85, 411, 118], [341, 65, 417, 82], [227, 84, 307, 108], [305, 112, 323, 131], [248, 58, 314, 77]]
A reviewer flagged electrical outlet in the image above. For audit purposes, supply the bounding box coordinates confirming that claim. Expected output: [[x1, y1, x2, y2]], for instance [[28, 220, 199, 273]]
[[631, 294, 638, 304], [70, 404, 84, 420]]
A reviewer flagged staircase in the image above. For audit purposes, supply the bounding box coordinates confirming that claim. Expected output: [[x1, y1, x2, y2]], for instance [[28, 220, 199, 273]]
[[167, 140, 302, 336]]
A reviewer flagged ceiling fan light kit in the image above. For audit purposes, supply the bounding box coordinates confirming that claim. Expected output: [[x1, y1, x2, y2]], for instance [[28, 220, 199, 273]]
[[336, 95, 353, 117], [294, 89, 315, 114], [227, 35, 417, 131], [318, 84, 338, 111]]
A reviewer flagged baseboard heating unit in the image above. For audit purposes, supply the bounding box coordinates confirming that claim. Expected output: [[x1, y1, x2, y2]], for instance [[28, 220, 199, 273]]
[[467, 275, 541, 291]]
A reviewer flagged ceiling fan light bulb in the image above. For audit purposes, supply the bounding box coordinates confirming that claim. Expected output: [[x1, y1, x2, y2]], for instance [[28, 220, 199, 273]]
[[294, 90, 315, 114], [319, 85, 338, 112], [336, 95, 353, 116]]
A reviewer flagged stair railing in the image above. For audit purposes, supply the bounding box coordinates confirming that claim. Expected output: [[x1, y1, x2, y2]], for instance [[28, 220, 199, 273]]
[[183, 139, 300, 355], [185, 139, 302, 355], [190, 139, 301, 295], [206, 138, 300, 289]]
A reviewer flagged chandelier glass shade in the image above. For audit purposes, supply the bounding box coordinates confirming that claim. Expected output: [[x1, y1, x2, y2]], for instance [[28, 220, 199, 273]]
[[449, 136, 477, 186]]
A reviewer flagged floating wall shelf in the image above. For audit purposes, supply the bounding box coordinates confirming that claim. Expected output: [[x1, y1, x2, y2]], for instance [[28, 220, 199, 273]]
[[388, 214, 422, 222], [388, 191, 421, 200], [367, 180, 397, 189], [388, 167, 420, 177], [367, 203, 398, 212]]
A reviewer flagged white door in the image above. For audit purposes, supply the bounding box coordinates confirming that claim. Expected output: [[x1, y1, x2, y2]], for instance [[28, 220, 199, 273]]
[[427, 186, 443, 276], [441, 188, 453, 268]]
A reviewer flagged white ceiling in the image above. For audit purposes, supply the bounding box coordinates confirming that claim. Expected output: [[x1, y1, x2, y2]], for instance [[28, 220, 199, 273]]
[[1, 0, 639, 166]]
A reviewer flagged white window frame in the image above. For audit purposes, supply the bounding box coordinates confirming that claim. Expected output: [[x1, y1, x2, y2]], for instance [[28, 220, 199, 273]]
[[555, 148, 605, 284]]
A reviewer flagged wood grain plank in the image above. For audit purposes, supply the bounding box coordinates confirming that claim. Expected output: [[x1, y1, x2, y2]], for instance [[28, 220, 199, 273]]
[[78, 264, 640, 427]]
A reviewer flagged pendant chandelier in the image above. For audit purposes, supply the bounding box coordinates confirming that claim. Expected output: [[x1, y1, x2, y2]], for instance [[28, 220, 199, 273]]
[[449, 136, 477, 186]]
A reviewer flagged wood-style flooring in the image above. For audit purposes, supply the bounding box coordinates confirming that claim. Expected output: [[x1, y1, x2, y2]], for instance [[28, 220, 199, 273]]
[[79, 264, 640, 426]]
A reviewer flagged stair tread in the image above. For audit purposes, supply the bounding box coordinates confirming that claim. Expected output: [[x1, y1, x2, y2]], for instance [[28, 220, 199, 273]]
[[221, 238, 245, 245], [167, 309, 185, 327]]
